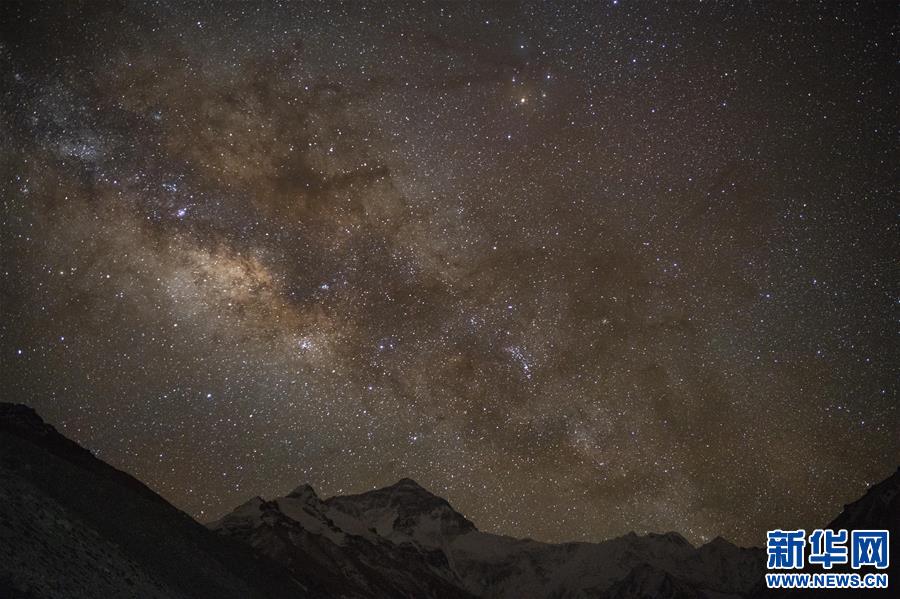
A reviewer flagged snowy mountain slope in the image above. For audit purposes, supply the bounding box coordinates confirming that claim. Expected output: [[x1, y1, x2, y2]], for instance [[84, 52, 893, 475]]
[[214, 477, 766, 598], [211, 480, 476, 599]]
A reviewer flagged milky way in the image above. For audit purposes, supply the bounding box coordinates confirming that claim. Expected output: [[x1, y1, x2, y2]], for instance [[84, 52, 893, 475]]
[[1, 1, 896, 546]]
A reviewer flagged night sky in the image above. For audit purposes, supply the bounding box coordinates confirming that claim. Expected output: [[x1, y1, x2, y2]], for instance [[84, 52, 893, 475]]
[[1, 1, 896, 547]]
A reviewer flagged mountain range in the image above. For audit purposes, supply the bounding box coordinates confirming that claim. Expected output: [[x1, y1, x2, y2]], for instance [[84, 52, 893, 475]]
[[1, 402, 896, 598]]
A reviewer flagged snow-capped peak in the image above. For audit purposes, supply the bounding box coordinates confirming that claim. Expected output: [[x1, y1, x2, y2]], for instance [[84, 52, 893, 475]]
[[286, 483, 319, 504]]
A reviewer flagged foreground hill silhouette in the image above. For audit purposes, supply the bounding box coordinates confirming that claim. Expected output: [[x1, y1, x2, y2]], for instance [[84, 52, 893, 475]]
[[0, 403, 315, 599], [1, 402, 896, 598]]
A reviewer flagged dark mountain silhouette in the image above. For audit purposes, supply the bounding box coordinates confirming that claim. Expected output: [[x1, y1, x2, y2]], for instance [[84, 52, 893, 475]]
[[753, 467, 899, 598], [1, 403, 896, 598], [822, 468, 899, 596], [827, 467, 900, 533], [0, 403, 318, 599]]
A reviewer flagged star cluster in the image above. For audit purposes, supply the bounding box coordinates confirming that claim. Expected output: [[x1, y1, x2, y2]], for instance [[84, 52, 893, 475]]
[[1, 1, 896, 546]]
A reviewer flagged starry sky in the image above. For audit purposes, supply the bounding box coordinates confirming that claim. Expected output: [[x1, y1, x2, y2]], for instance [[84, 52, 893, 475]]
[[1, 1, 896, 547]]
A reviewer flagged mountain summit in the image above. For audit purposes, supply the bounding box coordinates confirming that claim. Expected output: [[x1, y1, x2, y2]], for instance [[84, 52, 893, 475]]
[[322, 477, 478, 545], [211, 480, 472, 598]]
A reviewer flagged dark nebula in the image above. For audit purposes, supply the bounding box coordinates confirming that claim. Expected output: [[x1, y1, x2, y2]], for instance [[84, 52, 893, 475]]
[[1, 1, 896, 546]]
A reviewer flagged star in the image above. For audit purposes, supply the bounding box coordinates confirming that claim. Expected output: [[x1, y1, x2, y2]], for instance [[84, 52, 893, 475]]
[[1, 0, 894, 549]]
